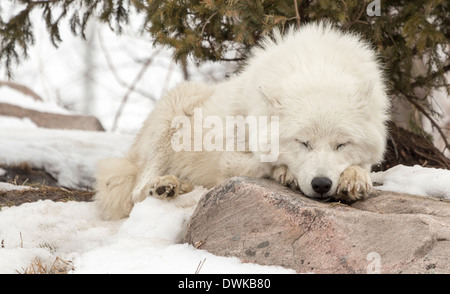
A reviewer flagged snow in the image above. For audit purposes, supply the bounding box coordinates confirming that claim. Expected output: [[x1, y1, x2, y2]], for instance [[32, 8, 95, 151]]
[[73, 193, 294, 274], [1, 2, 449, 274], [0, 113, 296, 274], [0, 91, 70, 115], [0, 3, 236, 134], [1, 99, 450, 274], [0, 182, 32, 192], [0, 176, 294, 274], [1, 120, 450, 274], [370, 164, 450, 199], [0, 121, 133, 188]]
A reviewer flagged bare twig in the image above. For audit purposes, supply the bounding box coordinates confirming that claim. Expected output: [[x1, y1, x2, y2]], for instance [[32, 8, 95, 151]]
[[201, 12, 218, 37], [97, 31, 158, 102], [403, 93, 450, 155], [293, 0, 301, 27], [111, 48, 162, 131], [410, 64, 450, 89], [342, 1, 367, 29], [195, 258, 206, 274], [27, 0, 65, 4], [161, 61, 175, 97]]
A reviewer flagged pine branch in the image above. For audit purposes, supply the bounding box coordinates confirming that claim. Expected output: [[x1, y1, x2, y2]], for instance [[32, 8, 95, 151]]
[[411, 64, 450, 89]]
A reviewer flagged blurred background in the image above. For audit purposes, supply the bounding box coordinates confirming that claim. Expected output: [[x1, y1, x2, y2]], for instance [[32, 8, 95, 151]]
[[0, 0, 449, 164], [0, 1, 237, 134]]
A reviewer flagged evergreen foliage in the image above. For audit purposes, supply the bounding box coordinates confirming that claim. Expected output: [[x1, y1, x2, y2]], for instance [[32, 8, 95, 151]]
[[0, 1, 449, 145]]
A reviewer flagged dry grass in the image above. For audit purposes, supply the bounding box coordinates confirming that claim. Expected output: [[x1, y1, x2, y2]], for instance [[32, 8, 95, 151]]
[[17, 257, 74, 274], [195, 258, 206, 274], [0, 185, 94, 208]]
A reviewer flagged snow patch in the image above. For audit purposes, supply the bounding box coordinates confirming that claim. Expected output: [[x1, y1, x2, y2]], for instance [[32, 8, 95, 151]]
[[0, 182, 31, 192], [0, 127, 133, 189], [371, 164, 450, 199]]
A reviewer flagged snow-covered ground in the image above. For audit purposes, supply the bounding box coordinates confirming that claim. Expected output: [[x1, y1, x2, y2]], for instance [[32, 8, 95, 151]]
[[0, 4, 270, 274], [1, 113, 450, 274], [1, 3, 450, 274], [0, 180, 294, 274], [0, 115, 297, 274]]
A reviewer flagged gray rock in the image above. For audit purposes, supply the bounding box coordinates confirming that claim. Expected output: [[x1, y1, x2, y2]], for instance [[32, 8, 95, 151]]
[[184, 177, 450, 273]]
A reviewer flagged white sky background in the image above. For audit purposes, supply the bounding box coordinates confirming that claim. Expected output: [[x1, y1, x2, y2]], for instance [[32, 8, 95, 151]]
[[1, 2, 449, 143]]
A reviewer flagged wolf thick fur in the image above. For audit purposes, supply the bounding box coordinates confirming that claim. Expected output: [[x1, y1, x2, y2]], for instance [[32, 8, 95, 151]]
[[96, 22, 389, 220]]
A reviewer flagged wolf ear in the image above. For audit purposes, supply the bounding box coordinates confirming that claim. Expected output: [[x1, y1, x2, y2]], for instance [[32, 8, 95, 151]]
[[258, 85, 285, 109]]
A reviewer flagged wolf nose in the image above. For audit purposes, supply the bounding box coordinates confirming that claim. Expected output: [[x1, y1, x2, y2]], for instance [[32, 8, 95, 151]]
[[311, 177, 332, 195]]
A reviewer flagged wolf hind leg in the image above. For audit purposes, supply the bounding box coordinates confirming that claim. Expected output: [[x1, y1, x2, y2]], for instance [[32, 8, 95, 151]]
[[148, 175, 194, 199], [95, 157, 139, 220]]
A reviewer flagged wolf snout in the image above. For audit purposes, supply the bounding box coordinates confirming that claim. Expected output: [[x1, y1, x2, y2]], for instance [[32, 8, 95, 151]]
[[311, 177, 332, 196]]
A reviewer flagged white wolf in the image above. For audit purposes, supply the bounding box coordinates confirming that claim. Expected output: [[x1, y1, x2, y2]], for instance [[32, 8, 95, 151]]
[[96, 22, 390, 220]]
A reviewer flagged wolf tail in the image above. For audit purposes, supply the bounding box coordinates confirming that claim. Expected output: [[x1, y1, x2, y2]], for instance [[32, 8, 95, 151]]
[[95, 157, 138, 220]]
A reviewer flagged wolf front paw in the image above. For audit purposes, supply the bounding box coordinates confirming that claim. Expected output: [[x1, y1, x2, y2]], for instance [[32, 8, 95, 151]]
[[272, 165, 299, 190], [149, 175, 194, 199], [335, 165, 372, 201]]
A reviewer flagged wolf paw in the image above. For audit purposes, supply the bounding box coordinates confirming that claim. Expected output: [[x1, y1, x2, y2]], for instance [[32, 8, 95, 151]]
[[149, 175, 194, 199], [335, 165, 372, 201], [149, 175, 179, 199], [272, 165, 299, 190]]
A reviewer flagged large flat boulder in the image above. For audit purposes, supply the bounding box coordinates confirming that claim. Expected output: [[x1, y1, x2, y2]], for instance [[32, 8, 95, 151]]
[[184, 177, 450, 273]]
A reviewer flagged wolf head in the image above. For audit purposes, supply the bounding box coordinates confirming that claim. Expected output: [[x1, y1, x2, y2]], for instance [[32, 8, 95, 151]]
[[258, 78, 389, 199], [240, 22, 389, 199]]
